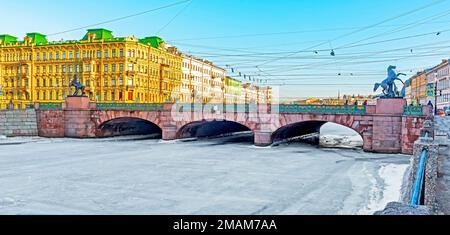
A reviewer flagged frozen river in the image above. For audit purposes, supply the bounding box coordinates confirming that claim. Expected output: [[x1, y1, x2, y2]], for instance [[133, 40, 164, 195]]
[[0, 124, 410, 215]]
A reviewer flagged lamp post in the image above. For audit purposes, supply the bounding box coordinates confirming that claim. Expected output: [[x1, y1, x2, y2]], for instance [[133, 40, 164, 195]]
[[434, 72, 438, 115]]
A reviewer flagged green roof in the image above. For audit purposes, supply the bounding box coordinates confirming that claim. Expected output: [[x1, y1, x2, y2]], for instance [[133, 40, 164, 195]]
[[139, 36, 165, 48], [0, 34, 17, 44], [82, 28, 114, 41], [1, 29, 167, 49], [26, 33, 48, 45]]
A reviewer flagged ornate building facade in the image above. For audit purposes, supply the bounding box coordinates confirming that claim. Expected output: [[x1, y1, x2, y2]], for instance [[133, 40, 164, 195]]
[[0, 28, 271, 109], [0, 29, 182, 109]]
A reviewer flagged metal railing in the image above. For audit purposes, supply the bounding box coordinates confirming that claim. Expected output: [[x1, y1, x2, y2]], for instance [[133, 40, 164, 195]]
[[96, 103, 164, 111], [275, 104, 367, 114], [404, 105, 424, 116], [37, 102, 63, 110], [174, 103, 257, 113]]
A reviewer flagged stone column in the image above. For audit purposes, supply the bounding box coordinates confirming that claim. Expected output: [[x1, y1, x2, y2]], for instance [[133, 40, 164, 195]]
[[161, 102, 177, 140], [64, 96, 96, 138], [254, 130, 273, 147], [371, 98, 406, 153]]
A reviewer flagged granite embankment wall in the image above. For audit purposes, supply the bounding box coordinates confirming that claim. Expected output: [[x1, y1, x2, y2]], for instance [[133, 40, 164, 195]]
[[376, 120, 445, 215], [0, 109, 38, 137]]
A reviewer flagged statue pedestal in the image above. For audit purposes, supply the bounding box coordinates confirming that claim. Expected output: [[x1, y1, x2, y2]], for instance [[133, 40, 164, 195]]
[[64, 96, 95, 138], [376, 98, 406, 115], [65, 96, 90, 110]]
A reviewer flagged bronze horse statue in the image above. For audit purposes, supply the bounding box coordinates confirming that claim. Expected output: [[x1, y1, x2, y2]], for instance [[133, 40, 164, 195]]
[[70, 75, 86, 96], [373, 65, 406, 98]]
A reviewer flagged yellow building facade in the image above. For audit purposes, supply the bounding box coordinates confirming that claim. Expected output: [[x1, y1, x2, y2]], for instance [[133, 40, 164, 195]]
[[409, 72, 428, 105], [0, 28, 272, 109], [0, 29, 182, 109]]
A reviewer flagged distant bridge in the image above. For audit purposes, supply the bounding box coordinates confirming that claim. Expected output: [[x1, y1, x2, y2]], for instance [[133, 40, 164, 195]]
[[35, 97, 431, 154]]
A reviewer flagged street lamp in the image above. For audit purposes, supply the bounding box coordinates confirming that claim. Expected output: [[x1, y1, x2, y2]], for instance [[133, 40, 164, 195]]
[[434, 72, 438, 115]]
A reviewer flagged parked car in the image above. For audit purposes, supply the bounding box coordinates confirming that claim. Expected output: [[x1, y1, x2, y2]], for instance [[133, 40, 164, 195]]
[[445, 109, 450, 116], [437, 110, 446, 116]]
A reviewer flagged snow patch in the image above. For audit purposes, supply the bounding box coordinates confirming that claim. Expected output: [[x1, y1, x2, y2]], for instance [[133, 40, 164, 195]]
[[320, 135, 363, 149], [357, 164, 408, 215], [0, 198, 16, 207]]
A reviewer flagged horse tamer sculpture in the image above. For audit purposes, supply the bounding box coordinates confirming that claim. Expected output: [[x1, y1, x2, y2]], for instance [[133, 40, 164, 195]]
[[373, 65, 406, 98], [70, 75, 86, 97]]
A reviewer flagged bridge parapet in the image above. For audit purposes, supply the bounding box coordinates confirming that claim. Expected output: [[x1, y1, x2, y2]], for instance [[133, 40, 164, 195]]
[[95, 102, 164, 112], [275, 104, 367, 114]]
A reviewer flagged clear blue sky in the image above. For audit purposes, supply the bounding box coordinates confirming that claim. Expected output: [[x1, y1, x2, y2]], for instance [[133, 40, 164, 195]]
[[2, 0, 450, 100]]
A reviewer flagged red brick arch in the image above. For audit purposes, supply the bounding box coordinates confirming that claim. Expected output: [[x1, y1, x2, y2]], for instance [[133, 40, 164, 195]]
[[275, 113, 372, 136], [172, 111, 261, 133], [91, 110, 165, 137]]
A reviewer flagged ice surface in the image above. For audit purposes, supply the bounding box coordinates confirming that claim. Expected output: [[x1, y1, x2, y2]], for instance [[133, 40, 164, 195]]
[[0, 124, 410, 215]]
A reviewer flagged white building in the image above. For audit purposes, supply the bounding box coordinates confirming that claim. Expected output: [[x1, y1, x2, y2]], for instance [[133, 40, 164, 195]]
[[181, 55, 225, 103]]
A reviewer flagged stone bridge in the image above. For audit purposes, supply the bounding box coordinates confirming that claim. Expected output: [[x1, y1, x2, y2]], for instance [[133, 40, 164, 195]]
[[36, 97, 432, 154]]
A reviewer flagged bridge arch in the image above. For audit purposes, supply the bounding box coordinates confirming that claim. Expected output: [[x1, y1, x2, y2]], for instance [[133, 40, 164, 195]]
[[93, 110, 164, 138], [272, 114, 368, 147], [97, 117, 162, 138], [176, 119, 254, 140]]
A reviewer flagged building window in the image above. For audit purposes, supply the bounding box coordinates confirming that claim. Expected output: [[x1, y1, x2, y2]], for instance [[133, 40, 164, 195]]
[[36, 53, 40, 60], [49, 52, 53, 60], [104, 64, 108, 72], [128, 63, 133, 71], [83, 51, 86, 58], [76, 51, 80, 59], [120, 49, 124, 57], [62, 52, 66, 59], [85, 64, 91, 72], [56, 65, 59, 73], [111, 92, 115, 101], [119, 77, 123, 85], [43, 52, 47, 60], [112, 49, 116, 57], [69, 51, 73, 59], [112, 64, 116, 72], [69, 65, 73, 73], [119, 64, 124, 71], [128, 79, 133, 86], [97, 50, 101, 58], [111, 77, 116, 86], [56, 52, 60, 60], [104, 50, 108, 58], [62, 65, 66, 73]]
